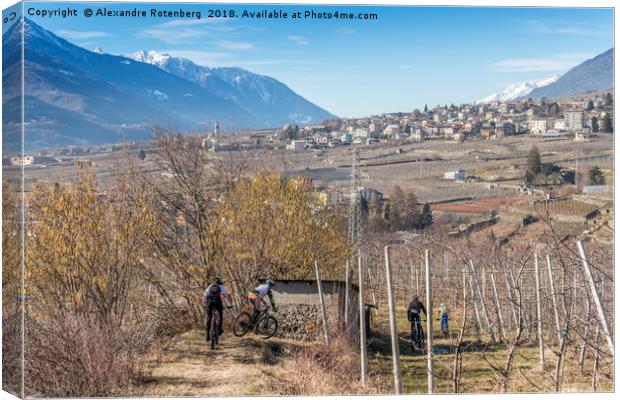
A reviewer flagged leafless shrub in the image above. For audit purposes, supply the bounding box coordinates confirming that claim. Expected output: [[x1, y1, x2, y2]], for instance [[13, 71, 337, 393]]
[[24, 314, 150, 397]]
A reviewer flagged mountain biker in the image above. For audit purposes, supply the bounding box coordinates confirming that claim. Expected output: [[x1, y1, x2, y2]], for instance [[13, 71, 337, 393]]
[[203, 277, 233, 342], [407, 295, 427, 334], [248, 277, 278, 322]]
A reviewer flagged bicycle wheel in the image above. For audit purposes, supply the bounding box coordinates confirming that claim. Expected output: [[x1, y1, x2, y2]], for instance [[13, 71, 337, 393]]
[[210, 313, 219, 349], [257, 316, 278, 339], [418, 327, 425, 351], [233, 312, 253, 337]]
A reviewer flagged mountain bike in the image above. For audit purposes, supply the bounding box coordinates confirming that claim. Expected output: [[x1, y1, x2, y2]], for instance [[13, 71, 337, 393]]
[[208, 309, 221, 349], [232, 302, 278, 339], [410, 318, 426, 352]]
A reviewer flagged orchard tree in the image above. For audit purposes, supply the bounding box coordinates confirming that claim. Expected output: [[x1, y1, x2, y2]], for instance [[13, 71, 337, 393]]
[[526, 145, 542, 176], [589, 166, 606, 185], [602, 114, 613, 133], [591, 116, 599, 132]]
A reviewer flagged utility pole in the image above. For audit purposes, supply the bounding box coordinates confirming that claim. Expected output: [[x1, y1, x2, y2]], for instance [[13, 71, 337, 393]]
[[384, 245, 402, 394], [347, 149, 362, 332], [576, 241, 614, 357], [358, 255, 367, 384], [425, 249, 434, 393]]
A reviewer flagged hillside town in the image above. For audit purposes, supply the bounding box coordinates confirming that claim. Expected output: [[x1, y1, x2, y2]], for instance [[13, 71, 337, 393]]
[[272, 92, 614, 150]]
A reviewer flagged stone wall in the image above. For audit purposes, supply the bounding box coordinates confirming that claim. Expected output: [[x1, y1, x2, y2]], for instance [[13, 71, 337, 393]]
[[274, 304, 323, 341]]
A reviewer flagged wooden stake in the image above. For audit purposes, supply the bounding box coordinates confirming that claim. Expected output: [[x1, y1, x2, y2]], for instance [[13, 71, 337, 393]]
[[576, 241, 614, 357], [534, 254, 545, 368], [502, 266, 518, 331], [468, 275, 482, 341], [314, 260, 330, 347], [358, 255, 367, 384], [425, 249, 434, 394], [384, 245, 402, 394], [545, 255, 562, 345], [490, 269, 506, 342], [469, 260, 496, 343]]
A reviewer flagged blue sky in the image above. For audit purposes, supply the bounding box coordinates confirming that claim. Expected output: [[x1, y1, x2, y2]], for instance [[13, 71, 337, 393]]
[[18, 2, 615, 117]]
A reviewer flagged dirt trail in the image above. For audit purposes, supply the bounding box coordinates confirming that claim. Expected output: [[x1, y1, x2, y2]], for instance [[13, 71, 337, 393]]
[[140, 330, 287, 396]]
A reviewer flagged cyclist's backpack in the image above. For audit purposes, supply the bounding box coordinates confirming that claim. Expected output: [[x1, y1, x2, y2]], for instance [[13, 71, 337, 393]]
[[206, 284, 222, 302]]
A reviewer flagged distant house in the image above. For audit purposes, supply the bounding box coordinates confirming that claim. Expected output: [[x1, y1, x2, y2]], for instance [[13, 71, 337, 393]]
[[286, 140, 306, 151], [528, 119, 548, 135], [10, 156, 33, 166], [444, 169, 465, 181]]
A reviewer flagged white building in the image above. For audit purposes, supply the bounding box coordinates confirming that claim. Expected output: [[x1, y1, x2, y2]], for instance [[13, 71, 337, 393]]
[[353, 128, 370, 139], [528, 119, 547, 135], [553, 119, 567, 131], [10, 156, 33, 165], [286, 140, 306, 151], [383, 124, 400, 137], [444, 169, 465, 181], [564, 110, 584, 132]]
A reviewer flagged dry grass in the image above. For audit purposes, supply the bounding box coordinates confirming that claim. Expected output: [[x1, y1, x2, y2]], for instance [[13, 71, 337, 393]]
[[266, 334, 389, 395], [368, 307, 614, 394]]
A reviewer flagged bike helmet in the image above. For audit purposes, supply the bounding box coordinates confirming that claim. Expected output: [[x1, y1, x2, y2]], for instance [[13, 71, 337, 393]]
[[266, 277, 276, 287], [215, 276, 223, 285]]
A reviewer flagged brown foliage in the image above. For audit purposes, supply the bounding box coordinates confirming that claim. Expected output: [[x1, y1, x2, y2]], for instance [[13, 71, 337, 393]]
[[24, 314, 149, 397]]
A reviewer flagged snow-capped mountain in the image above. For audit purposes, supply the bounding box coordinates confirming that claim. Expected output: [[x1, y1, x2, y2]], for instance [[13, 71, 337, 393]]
[[3, 18, 261, 150], [2, 19, 335, 150], [477, 75, 559, 103], [127, 50, 334, 126]]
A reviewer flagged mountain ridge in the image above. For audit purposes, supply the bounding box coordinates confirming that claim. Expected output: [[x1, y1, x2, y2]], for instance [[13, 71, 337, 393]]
[[527, 48, 613, 99], [2, 18, 334, 151], [127, 49, 335, 126], [478, 75, 559, 103]]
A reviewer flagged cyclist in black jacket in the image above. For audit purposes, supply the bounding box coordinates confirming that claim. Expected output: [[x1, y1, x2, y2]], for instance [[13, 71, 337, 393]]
[[407, 295, 427, 327], [203, 277, 233, 342]]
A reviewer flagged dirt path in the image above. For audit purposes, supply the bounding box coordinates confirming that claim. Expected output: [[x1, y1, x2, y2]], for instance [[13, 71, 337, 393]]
[[140, 330, 287, 396]]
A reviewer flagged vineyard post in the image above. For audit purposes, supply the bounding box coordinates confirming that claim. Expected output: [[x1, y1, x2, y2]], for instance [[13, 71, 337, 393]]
[[502, 266, 518, 332], [490, 269, 506, 342], [468, 274, 483, 341], [533, 254, 545, 368], [469, 260, 496, 343], [384, 245, 402, 394], [314, 260, 330, 347], [425, 249, 434, 394], [545, 255, 562, 345], [576, 241, 614, 357]]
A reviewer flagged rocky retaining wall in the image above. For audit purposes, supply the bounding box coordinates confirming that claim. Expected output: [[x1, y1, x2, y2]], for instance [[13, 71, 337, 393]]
[[274, 304, 324, 341]]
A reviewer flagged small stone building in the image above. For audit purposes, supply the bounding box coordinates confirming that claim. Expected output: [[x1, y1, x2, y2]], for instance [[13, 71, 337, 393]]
[[271, 279, 359, 341]]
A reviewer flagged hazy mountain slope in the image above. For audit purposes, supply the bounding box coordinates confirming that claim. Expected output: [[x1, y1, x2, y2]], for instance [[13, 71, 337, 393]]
[[528, 49, 613, 98]]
